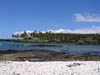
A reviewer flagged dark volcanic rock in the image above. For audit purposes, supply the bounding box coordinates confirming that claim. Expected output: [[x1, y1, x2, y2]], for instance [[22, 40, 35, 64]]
[[0, 50, 18, 54], [0, 50, 100, 61]]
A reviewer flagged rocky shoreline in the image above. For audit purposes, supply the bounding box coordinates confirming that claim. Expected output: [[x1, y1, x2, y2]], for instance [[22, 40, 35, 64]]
[[0, 50, 100, 61]]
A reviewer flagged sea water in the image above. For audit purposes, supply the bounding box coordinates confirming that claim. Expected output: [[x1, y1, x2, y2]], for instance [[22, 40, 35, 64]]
[[0, 41, 100, 55]]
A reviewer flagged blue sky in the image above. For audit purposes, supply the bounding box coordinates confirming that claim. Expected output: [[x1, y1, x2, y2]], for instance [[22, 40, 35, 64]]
[[0, 0, 100, 38]]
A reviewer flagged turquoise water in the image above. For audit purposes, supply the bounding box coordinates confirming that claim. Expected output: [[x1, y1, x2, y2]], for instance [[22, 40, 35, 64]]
[[0, 41, 100, 55]]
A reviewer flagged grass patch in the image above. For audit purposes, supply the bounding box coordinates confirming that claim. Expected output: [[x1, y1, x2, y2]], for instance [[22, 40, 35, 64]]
[[13, 39, 49, 43]]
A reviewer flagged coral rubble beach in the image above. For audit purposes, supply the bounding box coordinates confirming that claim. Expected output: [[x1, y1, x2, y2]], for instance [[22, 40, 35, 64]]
[[0, 50, 100, 75], [0, 61, 100, 75]]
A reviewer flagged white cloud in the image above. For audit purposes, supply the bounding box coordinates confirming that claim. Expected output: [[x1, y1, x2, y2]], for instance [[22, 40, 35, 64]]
[[47, 29, 72, 33], [14, 30, 33, 35], [74, 13, 100, 22], [13, 27, 100, 35], [46, 27, 100, 34]]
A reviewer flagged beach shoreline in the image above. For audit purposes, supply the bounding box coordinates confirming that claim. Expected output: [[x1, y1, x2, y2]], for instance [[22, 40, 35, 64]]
[[0, 61, 100, 75], [0, 50, 100, 61]]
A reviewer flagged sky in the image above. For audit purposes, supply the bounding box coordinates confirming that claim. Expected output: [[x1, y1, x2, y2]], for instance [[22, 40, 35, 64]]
[[0, 0, 100, 38]]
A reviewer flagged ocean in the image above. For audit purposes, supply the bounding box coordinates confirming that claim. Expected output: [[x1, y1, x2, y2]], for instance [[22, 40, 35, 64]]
[[0, 41, 100, 55]]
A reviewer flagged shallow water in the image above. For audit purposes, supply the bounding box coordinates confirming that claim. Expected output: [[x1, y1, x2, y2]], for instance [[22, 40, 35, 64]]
[[0, 41, 100, 55]]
